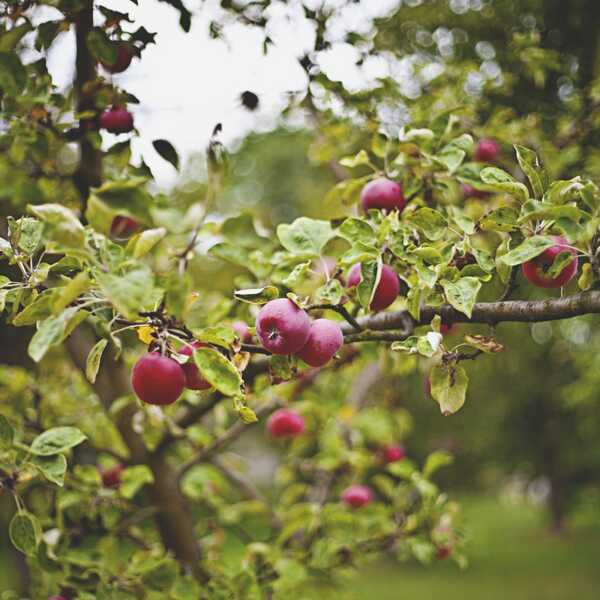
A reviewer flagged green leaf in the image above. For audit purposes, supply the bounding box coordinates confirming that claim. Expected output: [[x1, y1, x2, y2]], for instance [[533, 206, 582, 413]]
[[193, 347, 242, 396], [9, 512, 39, 557], [30, 454, 67, 487], [480, 167, 529, 203], [499, 236, 555, 266], [52, 271, 91, 315], [339, 149, 370, 168], [479, 207, 519, 232], [405, 208, 447, 241], [208, 242, 249, 268], [16, 217, 44, 254], [152, 139, 179, 169], [120, 465, 154, 499], [281, 261, 311, 288], [514, 144, 547, 198], [423, 450, 454, 478], [0, 414, 14, 449], [440, 277, 481, 318], [315, 279, 343, 305], [357, 260, 380, 310], [518, 204, 588, 224], [95, 267, 157, 320], [234, 286, 279, 305], [325, 176, 370, 207], [28, 307, 88, 363], [30, 426, 87, 456], [86, 339, 108, 384], [277, 217, 333, 256], [0, 22, 33, 51], [430, 364, 468, 415], [194, 326, 236, 348], [86, 28, 117, 64], [547, 251, 575, 278], [140, 558, 178, 591], [132, 227, 167, 258], [0, 52, 27, 96], [433, 146, 466, 174], [238, 405, 258, 424], [28, 204, 85, 249], [13, 290, 57, 326], [269, 355, 294, 384], [338, 218, 376, 245]]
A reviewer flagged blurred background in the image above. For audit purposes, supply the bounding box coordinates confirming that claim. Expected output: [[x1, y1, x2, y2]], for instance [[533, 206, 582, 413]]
[[2, 0, 600, 597]]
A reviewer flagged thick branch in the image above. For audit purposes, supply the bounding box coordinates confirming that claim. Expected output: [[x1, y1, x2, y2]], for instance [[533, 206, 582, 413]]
[[340, 292, 600, 338]]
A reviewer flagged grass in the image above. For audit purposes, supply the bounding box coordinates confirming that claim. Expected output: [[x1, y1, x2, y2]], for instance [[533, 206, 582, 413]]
[[345, 495, 600, 600]]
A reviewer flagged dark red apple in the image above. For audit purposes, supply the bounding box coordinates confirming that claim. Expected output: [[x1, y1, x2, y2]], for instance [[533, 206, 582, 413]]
[[381, 444, 406, 464], [100, 464, 123, 489], [100, 43, 133, 74], [179, 341, 212, 391], [110, 215, 139, 239], [341, 484, 373, 508], [436, 546, 452, 560], [296, 318, 343, 367], [256, 299, 311, 355], [100, 106, 134, 134], [522, 236, 578, 289], [347, 263, 400, 311], [474, 138, 499, 162], [360, 178, 406, 212], [267, 409, 305, 438], [131, 352, 185, 405]]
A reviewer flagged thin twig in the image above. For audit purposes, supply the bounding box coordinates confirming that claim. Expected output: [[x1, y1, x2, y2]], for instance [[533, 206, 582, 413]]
[[307, 303, 363, 332]]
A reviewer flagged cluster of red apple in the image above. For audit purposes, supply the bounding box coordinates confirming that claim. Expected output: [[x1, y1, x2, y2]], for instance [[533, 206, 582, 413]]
[[267, 407, 406, 509], [131, 321, 251, 405]]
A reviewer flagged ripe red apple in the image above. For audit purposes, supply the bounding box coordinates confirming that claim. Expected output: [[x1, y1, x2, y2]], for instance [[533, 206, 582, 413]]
[[131, 352, 185, 405], [100, 106, 134, 134], [256, 298, 311, 355], [347, 263, 400, 311], [110, 215, 139, 239], [100, 464, 123, 489], [296, 318, 343, 367], [435, 546, 452, 560], [461, 183, 489, 199], [100, 43, 133, 74], [522, 236, 578, 289], [360, 178, 406, 213], [341, 484, 373, 508], [232, 320, 253, 343], [179, 342, 212, 391], [381, 444, 406, 464], [267, 408, 305, 438], [474, 138, 499, 162]]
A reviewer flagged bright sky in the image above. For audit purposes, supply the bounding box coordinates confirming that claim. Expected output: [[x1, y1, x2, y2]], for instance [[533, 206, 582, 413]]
[[38, 0, 401, 188]]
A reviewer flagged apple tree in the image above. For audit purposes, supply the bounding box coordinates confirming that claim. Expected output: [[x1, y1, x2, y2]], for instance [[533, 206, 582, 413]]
[[1, 0, 600, 598]]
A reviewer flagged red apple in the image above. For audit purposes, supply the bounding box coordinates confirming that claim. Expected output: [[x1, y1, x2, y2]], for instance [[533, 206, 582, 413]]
[[436, 546, 452, 560], [341, 484, 373, 508], [100, 43, 133, 74], [381, 444, 406, 464], [474, 138, 499, 162], [131, 352, 185, 405], [522, 236, 578, 289], [100, 106, 134, 134], [179, 342, 212, 391], [100, 464, 123, 489], [110, 215, 139, 239], [296, 318, 343, 367], [232, 320, 253, 343], [267, 409, 305, 438], [360, 178, 406, 212], [256, 299, 311, 355], [347, 263, 400, 311]]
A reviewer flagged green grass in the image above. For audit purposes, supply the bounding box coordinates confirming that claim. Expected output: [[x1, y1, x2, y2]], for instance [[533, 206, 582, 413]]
[[346, 495, 600, 600]]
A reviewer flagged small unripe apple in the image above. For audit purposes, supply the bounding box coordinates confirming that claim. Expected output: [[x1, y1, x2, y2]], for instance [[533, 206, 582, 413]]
[[100, 106, 134, 134], [341, 484, 373, 508], [100, 464, 123, 489], [296, 318, 343, 367], [461, 183, 489, 199], [110, 215, 139, 239], [347, 263, 400, 311], [131, 352, 185, 405], [522, 236, 578, 289], [381, 444, 406, 464], [474, 138, 499, 162], [179, 342, 211, 390], [360, 178, 406, 213], [256, 299, 311, 355], [267, 408, 305, 438], [232, 320, 253, 343], [100, 43, 133, 74]]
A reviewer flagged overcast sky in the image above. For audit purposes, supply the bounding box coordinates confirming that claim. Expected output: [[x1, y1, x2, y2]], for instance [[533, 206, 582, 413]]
[[38, 0, 400, 188]]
